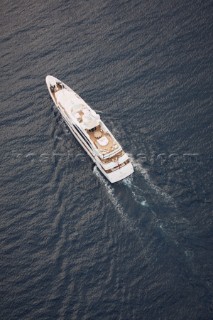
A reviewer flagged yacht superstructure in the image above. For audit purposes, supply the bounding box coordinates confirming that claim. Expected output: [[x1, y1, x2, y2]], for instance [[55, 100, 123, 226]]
[[46, 75, 134, 183]]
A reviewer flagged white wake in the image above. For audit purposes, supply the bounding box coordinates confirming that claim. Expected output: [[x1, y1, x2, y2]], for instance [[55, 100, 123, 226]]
[[127, 153, 175, 205], [122, 175, 149, 207], [93, 166, 138, 233]]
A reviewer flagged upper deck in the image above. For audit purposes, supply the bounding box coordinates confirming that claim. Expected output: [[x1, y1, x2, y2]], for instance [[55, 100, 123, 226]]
[[51, 81, 121, 157]]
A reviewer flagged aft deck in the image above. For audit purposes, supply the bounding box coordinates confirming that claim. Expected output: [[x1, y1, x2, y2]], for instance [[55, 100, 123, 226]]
[[86, 125, 119, 155]]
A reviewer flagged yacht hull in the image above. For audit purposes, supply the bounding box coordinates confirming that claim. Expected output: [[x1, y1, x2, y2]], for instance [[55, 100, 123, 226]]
[[46, 75, 134, 183]]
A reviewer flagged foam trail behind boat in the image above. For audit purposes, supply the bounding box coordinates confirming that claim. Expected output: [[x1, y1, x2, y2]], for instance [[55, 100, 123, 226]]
[[122, 175, 148, 207], [93, 166, 138, 234], [128, 153, 175, 205]]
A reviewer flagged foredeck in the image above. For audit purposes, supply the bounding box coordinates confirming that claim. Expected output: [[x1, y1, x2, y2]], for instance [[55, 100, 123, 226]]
[[51, 82, 63, 105]]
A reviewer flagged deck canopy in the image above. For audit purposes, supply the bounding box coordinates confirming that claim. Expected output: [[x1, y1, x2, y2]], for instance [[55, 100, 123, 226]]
[[56, 90, 82, 112], [56, 90, 73, 109], [55, 89, 100, 128], [82, 109, 100, 130]]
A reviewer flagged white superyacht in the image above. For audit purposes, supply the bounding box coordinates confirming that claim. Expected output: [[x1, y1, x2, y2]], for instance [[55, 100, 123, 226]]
[[46, 75, 134, 183]]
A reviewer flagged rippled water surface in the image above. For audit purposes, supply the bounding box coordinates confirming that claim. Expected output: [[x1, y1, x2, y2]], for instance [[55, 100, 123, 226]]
[[1, 0, 213, 319]]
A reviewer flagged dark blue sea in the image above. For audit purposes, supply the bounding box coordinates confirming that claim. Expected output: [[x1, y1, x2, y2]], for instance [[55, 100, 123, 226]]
[[1, 0, 213, 319]]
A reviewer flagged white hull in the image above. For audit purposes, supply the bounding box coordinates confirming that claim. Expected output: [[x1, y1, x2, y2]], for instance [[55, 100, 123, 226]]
[[46, 75, 134, 183]]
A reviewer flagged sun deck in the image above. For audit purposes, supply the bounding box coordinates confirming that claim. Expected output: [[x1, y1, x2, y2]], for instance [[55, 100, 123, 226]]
[[50, 83, 120, 156]]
